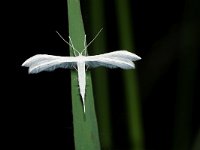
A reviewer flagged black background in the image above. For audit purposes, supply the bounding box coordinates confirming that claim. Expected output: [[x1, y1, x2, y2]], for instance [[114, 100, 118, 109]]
[[5, 0, 200, 149]]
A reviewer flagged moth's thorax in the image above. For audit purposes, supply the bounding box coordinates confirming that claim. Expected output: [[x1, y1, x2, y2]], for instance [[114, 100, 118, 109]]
[[76, 55, 87, 62]]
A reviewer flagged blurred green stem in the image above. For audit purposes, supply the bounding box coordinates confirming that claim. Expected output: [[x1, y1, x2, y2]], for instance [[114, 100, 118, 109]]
[[173, 0, 199, 149], [192, 128, 200, 150], [88, 0, 112, 149], [115, 0, 144, 150]]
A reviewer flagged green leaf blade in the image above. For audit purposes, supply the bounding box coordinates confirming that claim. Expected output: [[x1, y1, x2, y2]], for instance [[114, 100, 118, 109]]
[[67, 0, 101, 149]]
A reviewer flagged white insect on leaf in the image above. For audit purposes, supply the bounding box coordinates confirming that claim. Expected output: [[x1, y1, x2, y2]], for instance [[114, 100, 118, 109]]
[[22, 29, 141, 113]]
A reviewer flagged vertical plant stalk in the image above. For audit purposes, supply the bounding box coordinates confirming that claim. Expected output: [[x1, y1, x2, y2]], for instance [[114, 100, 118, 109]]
[[192, 128, 200, 150], [115, 0, 144, 149], [67, 0, 100, 149], [88, 0, 112, 149], [173, 0, 198, 149]]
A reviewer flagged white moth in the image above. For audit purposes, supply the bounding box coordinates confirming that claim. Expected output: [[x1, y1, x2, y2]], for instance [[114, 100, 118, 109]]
[[22, 29, 141, 113]]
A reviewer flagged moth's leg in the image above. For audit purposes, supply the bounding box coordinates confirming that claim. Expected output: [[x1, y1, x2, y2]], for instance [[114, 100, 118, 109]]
[[73, 65, 78, 71], [85, 64, 89, 71]]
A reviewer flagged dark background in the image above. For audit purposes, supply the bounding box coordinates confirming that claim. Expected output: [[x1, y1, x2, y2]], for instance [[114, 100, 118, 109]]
[[7, 0, 200, 149]]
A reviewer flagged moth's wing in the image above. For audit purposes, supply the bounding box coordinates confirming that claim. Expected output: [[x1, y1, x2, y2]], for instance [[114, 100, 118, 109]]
[[85, 50, 141, 69], [86, 57, 135, 69], [22, 54, 77, 74], [95, 50, 141, 61]]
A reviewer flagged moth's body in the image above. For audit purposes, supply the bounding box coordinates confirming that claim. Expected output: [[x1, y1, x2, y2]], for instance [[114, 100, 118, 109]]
[[77, 57, 86, 112], [22, 31, 141, 113]]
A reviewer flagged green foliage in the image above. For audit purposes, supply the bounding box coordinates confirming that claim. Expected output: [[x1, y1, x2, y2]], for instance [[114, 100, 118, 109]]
[[67, 0, 100, 149], [115, 0, 144, 149], [88, 0, 113, 149]]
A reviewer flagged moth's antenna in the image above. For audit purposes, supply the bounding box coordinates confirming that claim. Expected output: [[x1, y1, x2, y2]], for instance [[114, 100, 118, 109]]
[[56, 31, 80, 55], [56, 31, 73, 47], [68, 36, 81, 56], [84, 34, 87, 49], [81, 28, 103, 53], [83, 34, 87, 55]]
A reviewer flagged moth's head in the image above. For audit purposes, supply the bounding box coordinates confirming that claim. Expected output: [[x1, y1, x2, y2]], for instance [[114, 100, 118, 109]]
[[71, 49, 86, 56], [78, 51, 82, 56]]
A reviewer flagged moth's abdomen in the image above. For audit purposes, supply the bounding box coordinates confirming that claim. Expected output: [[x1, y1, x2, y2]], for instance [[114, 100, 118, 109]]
[[77, 61, 86, 112]]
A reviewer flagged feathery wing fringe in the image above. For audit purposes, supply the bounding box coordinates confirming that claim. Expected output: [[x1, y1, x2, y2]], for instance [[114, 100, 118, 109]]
[[22, 50, 141, 73], [86, 58, 135, 69], [85, 50, 141, 69], [93, 50, 141, 61], [22, 54, 76, 74]]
